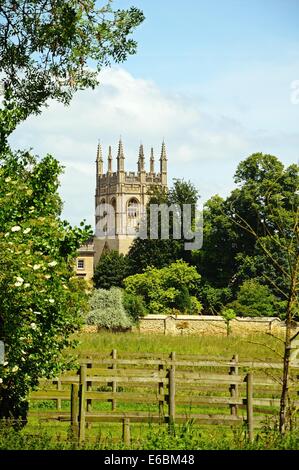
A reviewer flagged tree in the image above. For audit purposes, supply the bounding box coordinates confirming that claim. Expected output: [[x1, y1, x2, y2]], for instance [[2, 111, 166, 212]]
[[123, 291, 147, 323], [0, 1, 144, 145], [221, 308, 236, 336], [0, 150, 92, 422], [194, 154, 298, 315], [227, 279, 279, 317], [0, 0, 144, 422], [128, 179, 200, 274], [228, 153, 299, 433], [124, 260, 202, 315], [86, 287, 132, 331], [93, 250, 129, 289]]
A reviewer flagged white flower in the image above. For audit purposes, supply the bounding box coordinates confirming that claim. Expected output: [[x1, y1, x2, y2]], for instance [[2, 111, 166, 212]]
[[24, 283, 30, 288], [5, 177, 11, 182], [3, 361, 8, 366], [30, 322, 37, 330], [11, 226, 21, 232], [48, 261, 58, 267], [33, 264, 41, 270], [44, 274, 51, 280], [0, 378, 3, 384], [11, 366, 19, 373], [23, 228, 31, 234], [14, 276, 24, 287], [48, 299, 55, 304]]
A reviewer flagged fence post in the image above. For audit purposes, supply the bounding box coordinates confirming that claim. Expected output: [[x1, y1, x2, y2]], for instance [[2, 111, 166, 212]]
[[111, 349, 117, 411], [78, 364, 87, 443], [56, 378, 62, 411], [86, 358, 92, 429], [168, 351, 176, 427], [122, 418, 131, 446], [158, 362, 165, 420], [71, 383, 79, 439], [229, 354, 239, 416], [246, 372, 254, 442]]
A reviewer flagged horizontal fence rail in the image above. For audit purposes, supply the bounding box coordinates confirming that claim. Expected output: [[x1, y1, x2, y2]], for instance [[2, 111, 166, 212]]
[[29, 351, 299, 444]]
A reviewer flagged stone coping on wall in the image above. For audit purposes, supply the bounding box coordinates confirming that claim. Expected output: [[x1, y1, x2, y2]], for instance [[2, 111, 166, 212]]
[[137, 314, 299, 336], [140, 315, 284, 322]]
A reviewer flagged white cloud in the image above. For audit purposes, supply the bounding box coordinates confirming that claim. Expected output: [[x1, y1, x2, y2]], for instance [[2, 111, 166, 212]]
[[9, 66, 298, 227]]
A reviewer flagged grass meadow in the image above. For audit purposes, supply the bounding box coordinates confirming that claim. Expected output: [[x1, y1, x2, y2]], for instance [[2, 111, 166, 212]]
[[1, 331, 297, 450]]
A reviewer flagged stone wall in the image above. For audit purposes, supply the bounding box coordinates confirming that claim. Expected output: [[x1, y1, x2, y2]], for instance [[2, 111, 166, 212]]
[[136, 315, 299, 337]]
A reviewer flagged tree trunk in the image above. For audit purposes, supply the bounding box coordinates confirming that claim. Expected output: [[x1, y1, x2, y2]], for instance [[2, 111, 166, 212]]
[[279, 255, 298, 433]]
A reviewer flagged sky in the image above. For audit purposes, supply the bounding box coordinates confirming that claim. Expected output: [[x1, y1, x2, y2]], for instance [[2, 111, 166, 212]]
[[9, 0, 299, 227]]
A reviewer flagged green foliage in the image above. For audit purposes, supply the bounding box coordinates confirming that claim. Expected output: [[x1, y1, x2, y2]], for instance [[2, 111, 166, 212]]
[[227, 280, 279, 317], [221, 308, 236, 336], [123, 291, 147, 323], [86, 288, 132, 331], [124, 260, 202, 315], [175, 286, 192, 314], [127, 179, 200, 273], [189, 296, 203, 315], [93, 250, 129, 289], [198, 284, 233, 315], [221, 308, 236, 322], [0, 149, 92, 420], [195, 154, 298, 318], [0, 1, 144, 140], [1, 420, 299, 450]]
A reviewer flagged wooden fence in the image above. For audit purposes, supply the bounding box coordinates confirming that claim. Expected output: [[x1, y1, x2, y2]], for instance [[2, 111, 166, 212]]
[[29, 351, 299, 444]]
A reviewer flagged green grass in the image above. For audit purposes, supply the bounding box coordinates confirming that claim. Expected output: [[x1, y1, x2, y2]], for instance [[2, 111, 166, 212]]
[[2, 331, 295, 450], [72, 330, 284, 361], [1, 420, 299, 450]]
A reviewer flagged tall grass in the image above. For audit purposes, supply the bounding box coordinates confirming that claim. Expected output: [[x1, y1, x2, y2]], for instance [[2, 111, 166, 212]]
[[1, 421, 298, 450], [73, 331, 284, 361]]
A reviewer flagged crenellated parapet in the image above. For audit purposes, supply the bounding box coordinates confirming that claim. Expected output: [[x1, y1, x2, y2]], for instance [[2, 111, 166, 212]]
[[95, 139, 167, 185]]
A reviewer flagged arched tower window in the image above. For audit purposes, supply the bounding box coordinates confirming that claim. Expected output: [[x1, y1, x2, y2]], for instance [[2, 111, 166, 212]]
[[127, 198, 139, 219]]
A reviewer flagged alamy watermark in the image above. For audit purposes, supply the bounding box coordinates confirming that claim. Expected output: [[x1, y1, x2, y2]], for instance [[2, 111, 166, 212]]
[[0, 340, 4, 365], [290, 80, 299, 104], [95, 202, 203, 250]]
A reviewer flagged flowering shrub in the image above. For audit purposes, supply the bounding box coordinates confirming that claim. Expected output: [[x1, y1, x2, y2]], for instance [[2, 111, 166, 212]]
[[0, 150, 92, 421]]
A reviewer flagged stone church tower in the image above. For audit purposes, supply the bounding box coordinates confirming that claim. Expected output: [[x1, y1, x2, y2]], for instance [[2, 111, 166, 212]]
[[93, 139, 168, 266]]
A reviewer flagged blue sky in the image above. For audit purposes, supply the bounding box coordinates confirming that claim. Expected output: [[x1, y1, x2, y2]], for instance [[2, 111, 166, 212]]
[[10, 0, 299, 226]]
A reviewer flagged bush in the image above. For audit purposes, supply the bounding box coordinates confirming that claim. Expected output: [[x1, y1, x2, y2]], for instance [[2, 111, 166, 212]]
[[123, 292, 147, 323], [124, 260, 202, 315], [93, 250, 129, 289], [190, 296, 203, 315], [227, 279, 278, 317], [86, 288, 132, 331]]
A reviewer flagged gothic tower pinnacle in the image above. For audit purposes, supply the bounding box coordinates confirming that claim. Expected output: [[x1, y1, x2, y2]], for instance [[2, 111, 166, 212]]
[[160, 140, 167, 185], [117, 138, 125, 172], [96, 142, 103, 176], [150, 147, 155, 174], [138, 144, 145, 173], [107, 145, 112, 174]]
